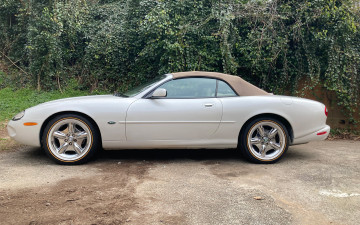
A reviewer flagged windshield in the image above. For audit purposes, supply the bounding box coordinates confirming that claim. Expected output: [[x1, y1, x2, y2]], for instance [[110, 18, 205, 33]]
[[116, 74, 167, 97]]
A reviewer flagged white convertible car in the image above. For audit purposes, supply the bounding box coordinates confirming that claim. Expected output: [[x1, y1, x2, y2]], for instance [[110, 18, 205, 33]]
[[7, 71, 330, 164]]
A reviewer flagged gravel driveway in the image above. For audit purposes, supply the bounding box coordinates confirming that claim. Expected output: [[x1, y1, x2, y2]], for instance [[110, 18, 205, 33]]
[[0, 141, 359, 225]]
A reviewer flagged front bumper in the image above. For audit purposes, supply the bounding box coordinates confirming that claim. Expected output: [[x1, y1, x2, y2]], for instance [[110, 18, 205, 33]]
[[292, 125, 330, 145], [7, 120, 42, 147]]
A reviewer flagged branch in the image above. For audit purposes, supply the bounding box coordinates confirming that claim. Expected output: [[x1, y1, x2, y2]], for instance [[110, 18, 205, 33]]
[[0, 51, 30, 77]]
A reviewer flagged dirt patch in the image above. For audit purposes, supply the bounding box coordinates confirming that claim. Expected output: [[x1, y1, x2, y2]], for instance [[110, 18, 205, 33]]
[[0, 161, 151, 225]]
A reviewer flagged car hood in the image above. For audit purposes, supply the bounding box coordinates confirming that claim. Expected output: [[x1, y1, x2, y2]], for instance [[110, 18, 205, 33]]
[[28, 95, 121, 110], [39, 95, 116, 105]]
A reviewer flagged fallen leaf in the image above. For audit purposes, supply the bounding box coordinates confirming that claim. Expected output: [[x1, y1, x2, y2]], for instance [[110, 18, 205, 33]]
[[253, 196, 263, 200]]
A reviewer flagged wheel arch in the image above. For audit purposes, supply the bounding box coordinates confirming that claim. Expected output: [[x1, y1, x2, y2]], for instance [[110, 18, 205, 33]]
[[39, 111, 102, 148], [238, 113, 294, 146]]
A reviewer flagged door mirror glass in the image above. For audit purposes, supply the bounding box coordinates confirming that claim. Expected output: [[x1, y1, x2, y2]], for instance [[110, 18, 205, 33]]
[[152, 88, 167, 98]]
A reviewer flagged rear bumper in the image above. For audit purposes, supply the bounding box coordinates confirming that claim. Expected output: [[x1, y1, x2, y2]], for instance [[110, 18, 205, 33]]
[[292, 125, 330, 145]]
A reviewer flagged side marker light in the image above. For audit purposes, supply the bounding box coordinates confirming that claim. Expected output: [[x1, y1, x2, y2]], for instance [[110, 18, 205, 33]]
[[24, 122, 38, 126]]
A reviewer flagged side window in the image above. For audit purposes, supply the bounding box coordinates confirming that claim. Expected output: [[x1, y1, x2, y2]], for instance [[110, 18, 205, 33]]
[[158, 78, 216, 98], [217, 80, 237, 97]]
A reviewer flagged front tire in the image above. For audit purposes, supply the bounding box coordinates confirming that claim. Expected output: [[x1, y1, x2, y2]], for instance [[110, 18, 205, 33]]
[[239, 117, 289, 164], [42, 114, 100, 165]]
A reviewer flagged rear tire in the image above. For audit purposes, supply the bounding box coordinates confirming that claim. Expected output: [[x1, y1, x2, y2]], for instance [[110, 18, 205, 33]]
[[239, 117, 289, 164], [42, 114, 100, 165]]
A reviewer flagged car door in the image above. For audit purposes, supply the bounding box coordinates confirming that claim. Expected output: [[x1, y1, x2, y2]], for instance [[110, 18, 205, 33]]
[[126, 77, 222, 141]]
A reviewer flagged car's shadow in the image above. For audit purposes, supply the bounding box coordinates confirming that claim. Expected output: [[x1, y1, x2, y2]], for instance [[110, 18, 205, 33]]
[[23, 147, 245, 164], [21, 146, 311, 164], [97, 148, 242, 162], [96, 146, 311, 163]]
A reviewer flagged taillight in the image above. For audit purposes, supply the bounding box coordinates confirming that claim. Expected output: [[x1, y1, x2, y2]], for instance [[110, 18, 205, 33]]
[[325, 106, 328, 117]]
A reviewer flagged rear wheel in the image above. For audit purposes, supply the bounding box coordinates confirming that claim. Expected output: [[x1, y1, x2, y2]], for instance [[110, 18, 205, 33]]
[[42, 114, 100, 165], [240, 117, 289, 163]]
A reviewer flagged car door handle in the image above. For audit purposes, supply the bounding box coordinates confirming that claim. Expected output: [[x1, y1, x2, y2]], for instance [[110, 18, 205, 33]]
[[204, 103, 213, 107]]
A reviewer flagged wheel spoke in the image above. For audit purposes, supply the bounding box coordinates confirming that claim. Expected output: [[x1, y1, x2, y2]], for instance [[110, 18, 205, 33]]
[[252, 142, 262, 151], [73, 142, 82, 155], [268, 128, 278, 139], [260, 144, 266, 157], [250, 137, 261, 145], [269, 141, 280, 151], [57, 138, 65, 147], [58, 142, 69, 154], [75, 131, 87, 140], [68, 123, 75, 134], [53, 131, 66, 139], [257, 125, 265, 137]]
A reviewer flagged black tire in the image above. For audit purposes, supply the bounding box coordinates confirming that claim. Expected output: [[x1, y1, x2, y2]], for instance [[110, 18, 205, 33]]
[[239, 117, 289, 164], [42, 114, 100, 165]]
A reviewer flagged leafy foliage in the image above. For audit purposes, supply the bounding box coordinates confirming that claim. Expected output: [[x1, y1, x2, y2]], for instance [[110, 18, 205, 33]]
[[0, 84, 95, 121], [0, 0, 359, 117]]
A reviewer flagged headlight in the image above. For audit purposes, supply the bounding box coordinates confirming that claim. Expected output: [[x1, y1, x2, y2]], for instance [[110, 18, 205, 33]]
[[12, 110, 25, 121]]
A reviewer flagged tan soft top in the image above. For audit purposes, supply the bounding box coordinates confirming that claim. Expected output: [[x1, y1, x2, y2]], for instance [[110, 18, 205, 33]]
[[171, 71, 269, 96]]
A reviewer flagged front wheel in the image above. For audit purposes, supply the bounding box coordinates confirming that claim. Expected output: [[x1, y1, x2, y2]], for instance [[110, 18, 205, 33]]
[[239, 118, 289, 164], [42, 114, 100, 165]]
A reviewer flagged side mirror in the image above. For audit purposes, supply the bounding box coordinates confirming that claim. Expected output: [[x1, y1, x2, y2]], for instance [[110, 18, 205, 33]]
[[151, 88, 167, 98]]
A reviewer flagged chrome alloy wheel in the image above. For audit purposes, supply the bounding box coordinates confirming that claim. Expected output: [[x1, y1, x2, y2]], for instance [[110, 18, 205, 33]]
[[247, 121, 286, 161], [47, 118, 92, 161]]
